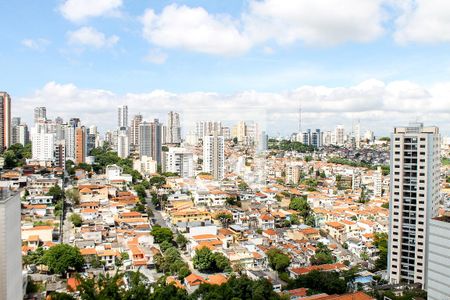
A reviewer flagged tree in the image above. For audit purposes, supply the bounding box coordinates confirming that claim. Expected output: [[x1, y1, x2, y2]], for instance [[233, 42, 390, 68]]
[[47, 184, 64, 202], [149, 176, 166, 188], [48, 292, 76, 300], [42, 244, 84, 275], [373, 232, 388, 271], [214, 252, 232, 272], [23, 247, 46, 265], [159, 240, 173, 252], [193, 247, 231, 273], [151, 226, 174, 244], [176, 234, 188, 250], [70, 213, 82, 227], [193, 247, 215, 272], [65, 188, 80, 205], [289, 196, 311, 221], [266, 249, 291, 272], [286, 270, 347, 295], [310, 242, 334, 265]]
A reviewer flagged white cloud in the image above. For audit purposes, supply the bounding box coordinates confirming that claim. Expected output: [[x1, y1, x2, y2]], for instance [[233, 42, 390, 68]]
[[67, 27, 119, 48], [141, 1, 386, 56], [141, 4, 251, 56], [394, 0, 450, 43], [143, 48, 168, 64], [244, 0, 385, 46], [59, 0, 122, 22], [21, 38, 50, 51], [14, 80, 450, 136]]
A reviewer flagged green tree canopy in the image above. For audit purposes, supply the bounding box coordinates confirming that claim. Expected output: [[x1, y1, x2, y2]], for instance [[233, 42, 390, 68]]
[[42, 244, 84, 275], [70, 213, 83, 227], [46, 184, 64, 202], [266, 249, 291, 272], [151, 226, 174, 244], [193, 247, 231, 273]]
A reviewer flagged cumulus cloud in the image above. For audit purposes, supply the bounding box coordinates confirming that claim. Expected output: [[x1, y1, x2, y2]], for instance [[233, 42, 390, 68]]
[[21, 38, 50, 51], [67, 27, 119, 48], [14, 80, 450, 135], [141, 4, 251, 56], [244, 0, 385, 46], [59, 0, 122, 22], [394, 0, 450, 43], [141, 0, 386, 56]]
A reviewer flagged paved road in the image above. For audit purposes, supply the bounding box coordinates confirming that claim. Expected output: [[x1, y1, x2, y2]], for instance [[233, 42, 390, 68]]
[[146, 197, 170, 228], [62, 211, 72, 244]]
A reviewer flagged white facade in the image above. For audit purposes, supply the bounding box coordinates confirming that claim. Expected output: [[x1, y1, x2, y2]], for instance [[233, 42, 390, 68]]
[[65, 124, 76, 161], [388, 123, 441, 287], [118, 105, 128, 128], [335, 125, 345, 146], [0, 193, 23, 300], [203, 134, 225, 180], [31, 127, 55, 161], [130, 114, 142, 147], [165, 111, 181, 144], [427, 216, 450, 300], [195, 121, 222, 142], [373, 166, 382, 197], [117, 130, 129, 159], [133, 156, 157, 175], [163, 147, 194, 178]]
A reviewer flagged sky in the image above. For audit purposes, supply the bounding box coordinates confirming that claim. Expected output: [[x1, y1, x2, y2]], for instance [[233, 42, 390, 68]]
[[2, 0, 450, 137]]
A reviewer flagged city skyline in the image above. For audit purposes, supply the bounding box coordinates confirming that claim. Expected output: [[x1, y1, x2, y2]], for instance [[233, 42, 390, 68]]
[[2, 0, 450, 135]]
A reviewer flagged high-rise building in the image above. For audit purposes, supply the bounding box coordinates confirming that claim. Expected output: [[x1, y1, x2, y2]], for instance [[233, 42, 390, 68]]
[[118, 105, 128, 128], [0, 92, 11, 152], [258, 131, 268, 153], [75, 126, 87, 164], [373, 166, 382, 197], [12, 117, 20, 127], [0, 191, 22, 300], [54, 142, 66, 170], [427, 213, 450, 300], [353, 120, 361, 148], [203, 132, 225, 180], [311, 129, 323, 148], [34, 106, 47, 123], [285, 164, 301, 185], [86, 126, 98, 155], [334, 125, 345, 146], [165, 111, 181, 144], [65, 123, 77, 161], [117, 128, 129, 159], [139, 119, 162, 165], [162, 147, 194, 178], [12, 118, 30, 146], [31, 127, 55, 162], [196, 121, 222, 142], [130, 114, 143, 148], [388, 123, 441, 288], [301, 130, 311, 145]]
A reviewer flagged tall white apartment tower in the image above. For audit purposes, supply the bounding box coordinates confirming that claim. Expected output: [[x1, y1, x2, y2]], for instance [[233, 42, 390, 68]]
[[162, 147, 194, 178], [335, 125, 345, 146], [130, 114, 143, 148], [117, 129, 130, 159], [388, 123, 441, 288], [0, 192, 23, 300], [203, 132, 225, 180], [373, 166, 383, 197], [166, 111, 181, 144], [34, 106, 47, 123], [118, 105, 128, 128]]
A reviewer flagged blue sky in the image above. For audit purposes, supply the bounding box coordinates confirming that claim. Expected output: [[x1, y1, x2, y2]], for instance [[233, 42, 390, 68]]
[[2, 0, 450, 135]]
